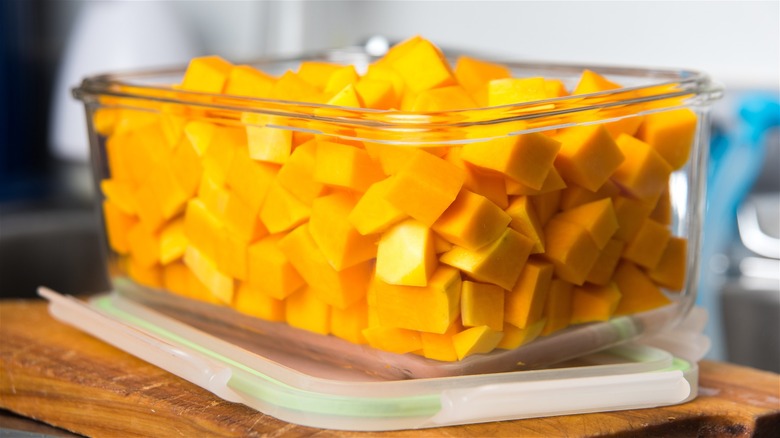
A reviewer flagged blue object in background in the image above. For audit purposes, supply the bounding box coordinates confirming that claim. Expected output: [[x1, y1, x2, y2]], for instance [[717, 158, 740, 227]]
[[701, 92, 780, 360]]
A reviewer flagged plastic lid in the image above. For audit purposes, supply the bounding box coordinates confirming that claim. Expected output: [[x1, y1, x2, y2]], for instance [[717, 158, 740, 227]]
[[40, 287, 697, 431]]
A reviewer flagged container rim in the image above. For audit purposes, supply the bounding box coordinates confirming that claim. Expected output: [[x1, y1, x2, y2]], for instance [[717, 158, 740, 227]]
[[72, 49, 723, 141]]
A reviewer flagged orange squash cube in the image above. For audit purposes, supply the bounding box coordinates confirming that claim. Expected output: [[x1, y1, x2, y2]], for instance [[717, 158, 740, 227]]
[[445, 147, 508, 209], [376, 219, 437, 286], [101, 179, 138, 215], [411, 85, 477, 111], [372, 266, 461, 334], [530, 189, 562, 226], [313, 140, 385, 193], [224, 65, 275, 98], [364, 64, 406, 103], [214, 231, 248, 281], [432, 190, 512, 251], [297, 61, 343, 90], [504, 167, 567, 196], [183, 245, 234, 304], [348, 177, 408, 235], [388, 38, 456, 93], [454, 55, 511, 105], [488, 77, 549, 106], [570, 283, 622, 325], [234, 282, 285, 322], [585, 238, 625, 286], [243, 114, 294, 165], [452, 326, 504, 360], [127, 257, 163, 289], [331, 299, 369, 344], [225, 145, 278, 213], [505, 259, 554, 329], [612, 134, 674, 202], [183, 199, 223, 262], [181, 55, 233, 93], [505, 196, 545, 254], [159, 218, 188, 265], [461, 133, 561, 191], [559, 180, 620, 211], [613, 261, 671, 315], [623, 218, 672, 269], [270, 71, 322, 103], [103, 200, 137, 255], [637, 109, 698, 170], [286, 287, 330, 335], [613, 196, 656, 241], [247, 234, 305, 300], [355, 78, 397, 110], [258, 182, 311, 234], [542, 218, 600, 285], [572, 69, 620, 95], [554, 125, 625, 191], [323, 65, 360, 95], [383, 149, 465, 226], [309, 192, 378, 271], [554, 198, 618, 249], [440, 228, 533, 290], [540, 279, 574, 336], [420, 321, 461, 361], [274, 139, 327, 205], [362, 327, 422, 355], [461, 281, 505, 331], [497, 319, 546, 350], [277, 224, 371, 309], [648, 236, 688, 292]]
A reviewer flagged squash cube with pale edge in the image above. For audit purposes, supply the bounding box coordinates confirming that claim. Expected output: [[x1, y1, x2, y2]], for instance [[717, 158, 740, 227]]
[[183, 199, 223, 262], [623, 218, 672, 269], [505, 196, 545, 253], [270, 71, 322, 103], [325, 83, 363, 108], [363, 142, 415, 176], [170, 137, 203, 199], [348, 178, 407, 235], [224, 65, 275, 98], [376, 219, 437, 286], [184, 121, 215, 157], [432, 190, 511, 251], [554, 198, 618, 250], [247, 234, 304, 300], [331, 300, 369, 344], [259, 182, 311, 234], [285, 287, 330, 335], [420, 322, 461, 361], [234, 283, 285, 322], [612, 134, 673, 202], [497, 319, 546, 350], [461, 133, 561, 190], [586, 239, 625, 286], [160, 218, 187, 265], [277, 225, 371, 309], [202, 126, 244, 187], [372, 266, 461, 334], [453, 326, 504, 360], [313, 141, 385, 193], [309, 192, 378, 271], [364, 64, 405, 101], [243, 114, 293, 165], [362, 327, 422, 354], [181, 56, 232, 93], [542, 218, 600, 286], [637, 109, 698, 170], [488, 77, 549, 107], [183, 245, 233, 304], [505, 259, 554, 329], [440, 228, 533, 290], [651, 186, 673, 225], [570, 283, 622, 325], [541, 279, 574, 336], [222, 189, 266, 243], [387, 38, 456, 93], [648, 236, 688, 292], [572, 69, 621, 95], [613, 261, 671, 315], [554, 125, 625, 191], [383, 149, 464, 226], [461, 281, 504, 331]]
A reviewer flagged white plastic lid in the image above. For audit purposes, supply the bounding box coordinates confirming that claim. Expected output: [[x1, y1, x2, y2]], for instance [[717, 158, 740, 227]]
[[39, 287, 698, 431]]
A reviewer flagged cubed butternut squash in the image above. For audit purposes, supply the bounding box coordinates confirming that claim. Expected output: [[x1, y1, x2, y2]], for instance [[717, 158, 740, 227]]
[[432, 190, 512, 251], [460, 281, 504, 331], [376, 219, 437, 286], [504, 259, 554, 329]]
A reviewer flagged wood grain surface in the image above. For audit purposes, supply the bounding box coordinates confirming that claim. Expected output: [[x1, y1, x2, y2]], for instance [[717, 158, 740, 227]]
[[1, 299, 778, 437]]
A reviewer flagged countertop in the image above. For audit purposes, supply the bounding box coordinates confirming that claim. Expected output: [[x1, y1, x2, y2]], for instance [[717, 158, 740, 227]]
[[1, 299, 778, 437]]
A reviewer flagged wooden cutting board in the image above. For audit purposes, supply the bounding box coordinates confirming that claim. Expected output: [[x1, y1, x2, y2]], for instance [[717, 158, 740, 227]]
[[1, 299, 778, 437]]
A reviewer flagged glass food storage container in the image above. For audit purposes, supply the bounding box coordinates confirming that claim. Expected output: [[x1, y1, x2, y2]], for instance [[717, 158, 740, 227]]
[[73, 40, 721, 379]]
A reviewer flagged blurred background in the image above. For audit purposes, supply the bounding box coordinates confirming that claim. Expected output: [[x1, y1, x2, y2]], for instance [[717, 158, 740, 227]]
[[1, 1, 777, 371]]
